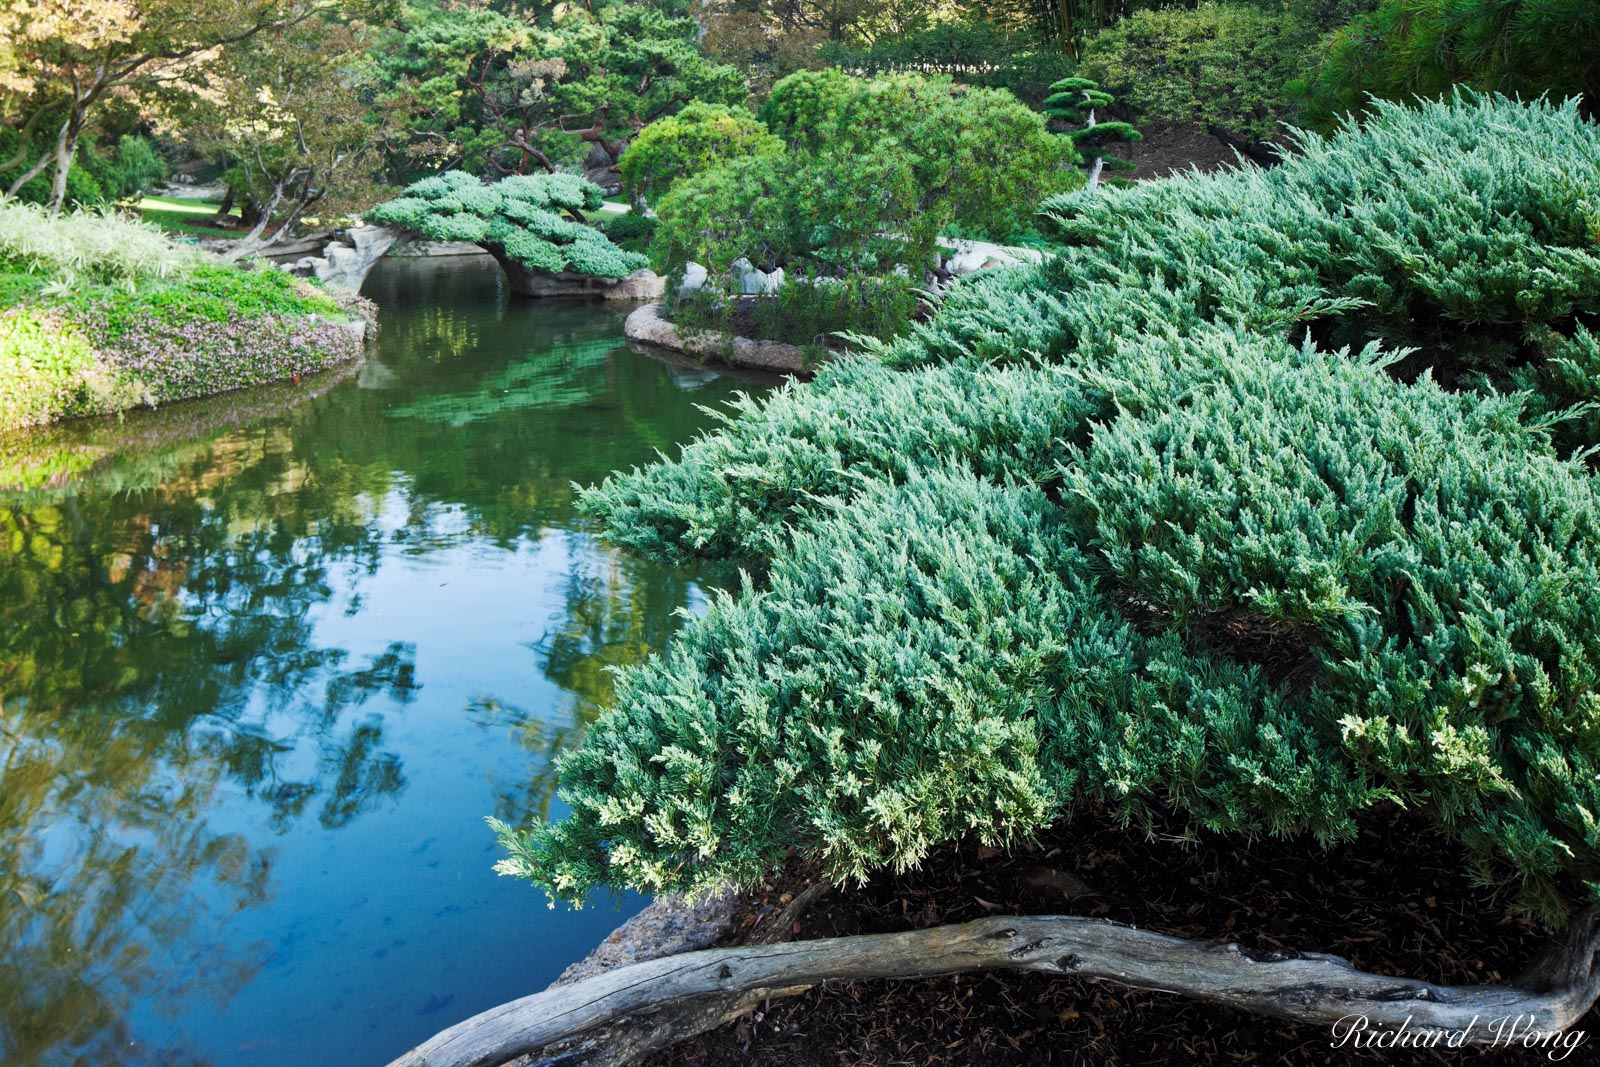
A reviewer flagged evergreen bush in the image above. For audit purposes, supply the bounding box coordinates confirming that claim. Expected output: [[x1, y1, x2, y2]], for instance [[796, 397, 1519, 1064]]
[[369, 171, 648, 278], [497, 93, 1600, 922]]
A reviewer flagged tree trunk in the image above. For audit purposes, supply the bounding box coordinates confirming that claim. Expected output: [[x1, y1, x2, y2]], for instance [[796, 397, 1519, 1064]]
[[1084, 101, 1104, 190], [391, 909, 1600, 1067], [46, 107, 86, 212]]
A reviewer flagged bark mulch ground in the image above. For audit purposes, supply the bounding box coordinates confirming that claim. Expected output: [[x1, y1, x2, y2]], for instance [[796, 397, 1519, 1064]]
[[644, 808, 1600, 1066]]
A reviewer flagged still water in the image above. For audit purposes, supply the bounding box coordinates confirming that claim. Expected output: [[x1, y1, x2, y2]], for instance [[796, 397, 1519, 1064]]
[[0, 256, 773, 1066]]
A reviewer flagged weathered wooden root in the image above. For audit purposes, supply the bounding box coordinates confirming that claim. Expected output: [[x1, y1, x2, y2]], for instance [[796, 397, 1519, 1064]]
[[391, 908, 1600, 1067]]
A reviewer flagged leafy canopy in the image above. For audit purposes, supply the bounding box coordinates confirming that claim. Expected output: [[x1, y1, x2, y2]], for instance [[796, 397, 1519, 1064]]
[[377, 0, 746, 178], [1303, 0, 1600, 125]]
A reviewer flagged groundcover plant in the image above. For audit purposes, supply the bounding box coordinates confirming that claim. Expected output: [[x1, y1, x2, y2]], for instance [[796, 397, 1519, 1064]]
[[495, 94, 1600, 925]]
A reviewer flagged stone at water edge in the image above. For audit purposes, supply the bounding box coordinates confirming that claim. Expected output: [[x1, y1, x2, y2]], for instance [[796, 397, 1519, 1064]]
[[602, 269, 668, 301], [680, 261, 710, 292]]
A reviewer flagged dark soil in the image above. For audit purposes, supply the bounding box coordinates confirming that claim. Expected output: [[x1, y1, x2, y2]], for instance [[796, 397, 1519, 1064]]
[[644, 808, 1600, 1066], [1124, 121, 1256, 180]]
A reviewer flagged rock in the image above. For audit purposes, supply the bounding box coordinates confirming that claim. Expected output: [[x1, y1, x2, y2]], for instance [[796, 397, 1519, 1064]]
[[274, 225, 400, 292], [313, 225, 400, 291], [552, 888, 744, 987], [601, 269, 667, 301], [939, 238, 1044, 277], [730, 257, 782, 295], [679, 261, 709, 293], [492, 254, 665, 300], [624, 302, 817, 374]]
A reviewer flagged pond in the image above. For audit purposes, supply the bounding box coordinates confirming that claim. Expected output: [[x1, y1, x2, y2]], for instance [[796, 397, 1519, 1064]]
[[0, 256, 774, 1067]]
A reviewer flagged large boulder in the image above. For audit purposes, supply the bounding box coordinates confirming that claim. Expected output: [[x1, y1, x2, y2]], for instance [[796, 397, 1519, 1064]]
[[280, 225, 400, 292], [730, 257, 783, 295]]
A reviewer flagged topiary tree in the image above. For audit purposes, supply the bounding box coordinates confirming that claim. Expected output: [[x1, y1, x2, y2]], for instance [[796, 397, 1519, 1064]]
[[619, 103, 782, 206], [369, 171, 648, 289], [1042, 76, 1141, 187], [491, 95, 1600, 934]]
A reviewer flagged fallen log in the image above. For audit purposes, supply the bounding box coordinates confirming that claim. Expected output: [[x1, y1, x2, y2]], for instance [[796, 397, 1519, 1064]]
[[392, 908, 1600, 1067], [522, 881, 829, 1067]]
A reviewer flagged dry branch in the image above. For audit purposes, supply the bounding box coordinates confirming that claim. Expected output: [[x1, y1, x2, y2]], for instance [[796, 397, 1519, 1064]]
[[392, 909, 1600, 1067]]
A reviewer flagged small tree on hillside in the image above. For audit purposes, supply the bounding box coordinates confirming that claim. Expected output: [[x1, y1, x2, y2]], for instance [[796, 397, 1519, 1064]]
[[1043, 76, 1141, 187]]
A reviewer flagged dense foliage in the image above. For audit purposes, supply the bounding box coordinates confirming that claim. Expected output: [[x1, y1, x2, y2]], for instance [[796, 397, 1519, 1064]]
[[1078, 2, 1321, 139], [619, 103, 781, 205], [1305, 0, 1600, 124], [649, 71, 1074, 340], [369, 171, 648, 278], [0, 203, 368, 431], [378, 0, 745, 179], [495, 95, 1600, 922]]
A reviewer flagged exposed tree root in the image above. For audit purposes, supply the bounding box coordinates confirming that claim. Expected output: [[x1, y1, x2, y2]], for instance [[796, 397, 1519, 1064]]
[[391, 907, 1600, 1067]]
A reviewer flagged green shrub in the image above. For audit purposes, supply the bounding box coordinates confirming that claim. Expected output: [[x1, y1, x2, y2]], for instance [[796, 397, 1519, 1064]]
[[0, 309, 109, 431], [1078, 2, 1321, 140], [370, 171, 648, 278], [600, 211, 659, 254], [53, 265, 348, 338], [77, 134, 170, 201], [496, 94, 1600, 922], [620, 103, 781, 205], [651, 71, 1075, 340]]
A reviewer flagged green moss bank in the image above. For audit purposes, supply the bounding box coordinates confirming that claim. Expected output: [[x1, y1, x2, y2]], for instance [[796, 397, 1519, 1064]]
[[0, 265, 373, 434]]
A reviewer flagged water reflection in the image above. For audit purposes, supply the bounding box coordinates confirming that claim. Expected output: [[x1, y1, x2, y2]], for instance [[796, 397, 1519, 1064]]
[[0, 255, 773, 1066]]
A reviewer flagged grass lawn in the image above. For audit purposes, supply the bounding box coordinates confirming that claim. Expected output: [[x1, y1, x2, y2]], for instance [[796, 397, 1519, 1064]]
[[137, 195, 241, 239]]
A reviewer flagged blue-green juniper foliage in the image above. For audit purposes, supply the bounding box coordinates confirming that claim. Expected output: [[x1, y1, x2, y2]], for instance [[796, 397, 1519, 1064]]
[[495, 94, 1600, 922], [370, 171, 647, 278]]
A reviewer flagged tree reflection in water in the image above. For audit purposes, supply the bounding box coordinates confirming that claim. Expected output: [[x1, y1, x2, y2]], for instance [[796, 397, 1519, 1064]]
[[0, 255, 773, 1066]]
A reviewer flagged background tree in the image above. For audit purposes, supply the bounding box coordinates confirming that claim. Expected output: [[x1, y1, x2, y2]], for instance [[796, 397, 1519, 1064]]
[[1042, 76, 1139, 186], [1303, 0, 1600, 124], [0, 0, 376, 211], [178, 15, 405, 251], [377, 0, 745, 183], [1077, 2, 1322, 142]]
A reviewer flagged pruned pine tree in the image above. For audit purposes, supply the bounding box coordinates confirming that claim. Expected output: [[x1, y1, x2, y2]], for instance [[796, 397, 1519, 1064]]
[[1042, 76, 1141, 187], [369, 172, 647, 280]]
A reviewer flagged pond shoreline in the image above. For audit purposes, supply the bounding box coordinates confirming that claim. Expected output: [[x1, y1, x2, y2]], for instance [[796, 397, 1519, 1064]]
[[623, 302, 818, 375]]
